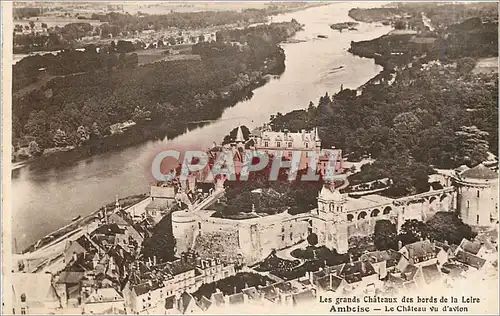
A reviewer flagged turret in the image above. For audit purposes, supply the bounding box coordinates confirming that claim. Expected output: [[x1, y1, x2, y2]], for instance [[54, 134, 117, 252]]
[[235, 126, 245, 147], [314, 127, 321, 151]]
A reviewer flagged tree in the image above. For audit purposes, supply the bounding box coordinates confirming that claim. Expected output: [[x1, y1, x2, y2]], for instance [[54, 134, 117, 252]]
[[307, 233, 318, 247], [454, 125, 489, 166], [393, 112, 422, 136], [52, 129, 68, 147], [91, 122, 102, 139], [28, 140, 42, 156], [132, 106, 151, 123], [426, 212, 476, 245], [41, 22, 47, 29], [398, 219, 430, 246], [29, 21, 35, 30], [394, 20, 406, 30], [76, 125, 89, 146], [141, 213, 176, 262], [374, 220, 398, 250], [457, 57, 476, 74]]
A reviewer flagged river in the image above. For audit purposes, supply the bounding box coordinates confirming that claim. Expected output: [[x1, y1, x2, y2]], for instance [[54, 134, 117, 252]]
[[11, 3, 392, 252]]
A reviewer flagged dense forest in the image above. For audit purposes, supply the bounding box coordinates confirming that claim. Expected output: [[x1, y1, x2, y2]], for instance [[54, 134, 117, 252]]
[[269, 17, 498, 198], [12, 21, 301, 160]]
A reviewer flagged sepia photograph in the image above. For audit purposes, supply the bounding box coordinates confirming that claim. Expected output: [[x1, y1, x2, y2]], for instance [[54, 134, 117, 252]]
[[1, 1, 499, 315]]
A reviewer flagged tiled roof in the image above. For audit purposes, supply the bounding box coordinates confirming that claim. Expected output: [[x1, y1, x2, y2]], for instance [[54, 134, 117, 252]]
[[361, 250, 402, 268], [211, 292, 225, 306], [459, 239, 482, 255], [228, 292, 245, 305], [403, 240, 435, 260], [242, 287, 260, 300], [455, 250, 487, 269], [292, 289, 315, 305], [165, 295, 176, 310], [274, 281, 294, 294], [421, 264, 442, 284], [315, 274, 344, 292], [259, 284, 279, 302], [57, 271, 84, 284], [178, 292, 195, 314], [401, 264, 419, 281], [460, 163, 498, 180], [197, 296, 212, 311], [339, 261, 376, 284]]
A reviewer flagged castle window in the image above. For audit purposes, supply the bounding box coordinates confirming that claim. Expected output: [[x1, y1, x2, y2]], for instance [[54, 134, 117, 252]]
[[305, 142, 309, 148], [290, 232, 293, 240], [281, 235, 285, 241], [264, 141, 269, 147], [467, 201, 470, 209], [21, 308, 26, 315], [477, 190, 480, 198], [198, 223, 201, 229], [276, 142, 281, 148], [477, 215, 480, 225], [21, 293, 26, 303], [288, 142, 292, 148]]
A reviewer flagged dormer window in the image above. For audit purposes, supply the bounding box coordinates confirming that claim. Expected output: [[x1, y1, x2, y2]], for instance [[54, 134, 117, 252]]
[[20, 294, 26, 303]]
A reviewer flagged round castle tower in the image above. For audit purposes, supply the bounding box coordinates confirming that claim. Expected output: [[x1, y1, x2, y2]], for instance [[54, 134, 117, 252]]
[[453, 163, 499, 227], [171, 209, 199, 255]]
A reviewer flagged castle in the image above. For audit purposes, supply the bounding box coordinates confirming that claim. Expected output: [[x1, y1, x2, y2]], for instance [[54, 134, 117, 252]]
[[169, 161, 498, 266], [160, 127, 499, 265]]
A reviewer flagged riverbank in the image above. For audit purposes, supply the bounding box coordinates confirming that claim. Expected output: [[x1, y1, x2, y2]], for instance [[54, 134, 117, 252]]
[[20, 194, 147, 254], [20, 75, 271, 171], [12, 3, 393, 251]]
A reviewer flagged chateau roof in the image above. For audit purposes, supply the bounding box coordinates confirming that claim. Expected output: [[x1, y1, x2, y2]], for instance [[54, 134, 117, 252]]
[[319, 185, 344, 202], [258, 129, 318, 148], [460, 163, 498, 180], [235, 126, 245, 143]]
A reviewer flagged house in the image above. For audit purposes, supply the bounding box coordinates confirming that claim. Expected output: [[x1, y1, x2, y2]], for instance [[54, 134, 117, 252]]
[[177, 292, 202, 314], [241, 286, 261, 301], [64, 234, 101, 266], [227, 292, 245, 306], [454, 250, 487, 270], [314, 274, 347, 293], [164, 295, 179, 314], [398, 240, 436, 270], [434, 241, 458, 264], [11, 273, 62, 315], [195, 295, 212, 312], [339, 260, 377, 284], [457, 238, 484, 257], [360, 250, 402, 278], [420, 263, 442, 285], [83, 287, 126, 314], [292, 289, 316, 306], [54, 271, 85, 308]]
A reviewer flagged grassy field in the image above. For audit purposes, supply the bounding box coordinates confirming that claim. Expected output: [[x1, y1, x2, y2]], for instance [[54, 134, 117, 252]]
[[472, 57, 498, 74]]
